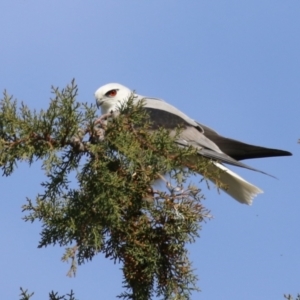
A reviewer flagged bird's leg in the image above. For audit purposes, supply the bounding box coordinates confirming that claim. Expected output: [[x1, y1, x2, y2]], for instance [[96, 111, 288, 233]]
[[94, 110, 115, 126], [92, 110, 115, 142]]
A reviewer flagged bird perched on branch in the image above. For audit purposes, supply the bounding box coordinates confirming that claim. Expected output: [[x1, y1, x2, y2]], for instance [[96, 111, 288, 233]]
[[94, 83, 292, 205]]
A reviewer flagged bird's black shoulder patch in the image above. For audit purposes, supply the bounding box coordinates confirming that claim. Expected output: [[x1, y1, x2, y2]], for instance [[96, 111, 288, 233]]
[[144, 108, 190, 130]]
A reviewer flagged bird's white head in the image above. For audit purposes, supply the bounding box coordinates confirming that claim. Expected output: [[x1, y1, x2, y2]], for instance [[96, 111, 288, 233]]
[[94, 83, 132, 114]]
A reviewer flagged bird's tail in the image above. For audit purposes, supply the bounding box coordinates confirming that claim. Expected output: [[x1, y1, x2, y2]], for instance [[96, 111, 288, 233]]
[[207, 162, 263, 205]]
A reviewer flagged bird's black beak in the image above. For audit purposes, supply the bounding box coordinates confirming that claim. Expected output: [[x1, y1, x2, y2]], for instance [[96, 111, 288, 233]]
[[96, 99, 104, 108]]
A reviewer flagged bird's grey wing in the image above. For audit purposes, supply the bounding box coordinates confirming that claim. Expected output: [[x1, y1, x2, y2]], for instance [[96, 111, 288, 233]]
[[133, 97, 273, 176], [134, 96, 201, 128], [197, 122, 292, 160], [175, 129, 274, 177], [137, 98, 224, 153]]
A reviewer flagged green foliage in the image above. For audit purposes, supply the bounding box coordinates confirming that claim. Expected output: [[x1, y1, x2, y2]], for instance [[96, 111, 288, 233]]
[[19, 288, 34, 300], [284, 294, 300, 300], [19, 288, 77, 300], [1, 81, 213, 299]]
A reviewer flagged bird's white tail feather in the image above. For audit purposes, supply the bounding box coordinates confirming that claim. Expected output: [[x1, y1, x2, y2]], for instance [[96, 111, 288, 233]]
[[209, 162, 263, 205]]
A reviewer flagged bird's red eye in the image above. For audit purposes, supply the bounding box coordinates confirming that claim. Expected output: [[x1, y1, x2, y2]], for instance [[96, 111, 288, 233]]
[[105, 89, 117, 97]]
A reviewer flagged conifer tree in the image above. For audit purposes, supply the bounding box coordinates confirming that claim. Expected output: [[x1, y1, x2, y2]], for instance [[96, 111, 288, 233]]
[[2, 80, 215, 299]]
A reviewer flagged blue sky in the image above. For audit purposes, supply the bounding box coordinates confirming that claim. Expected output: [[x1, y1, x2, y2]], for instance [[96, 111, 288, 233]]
[[1, 1, 299, 299]]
